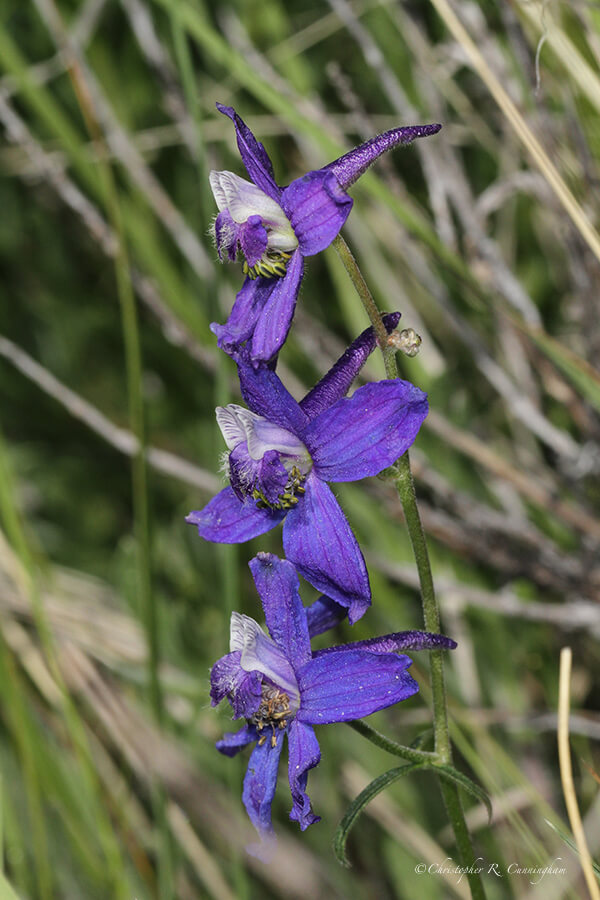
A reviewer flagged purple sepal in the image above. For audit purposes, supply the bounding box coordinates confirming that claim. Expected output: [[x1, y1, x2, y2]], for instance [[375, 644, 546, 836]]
[[215, 209, 238, 261], [280, 170, 353, 257], [239, 215, 268, 267], [250, 249, 304, 364], [229, 445, 289, 505], [283, 472, 370, 624], [185, 486, 284, 543], [250, 554, 312, 670], [305, 380, 428, 483], [237, 353, 308, 437], [296, 650, 419, 724], [211, 277, 277, 355], [287, 719, 321, 829], [242, 730, 285, 857], [300, 312, 401, 419], [313, 630, 457, 658], [306, 595, 347, 638], [216, 724, 257, 757], [210, 650, 262, 718], [216, 103, 281, 202], [325, 123, 443, 190]]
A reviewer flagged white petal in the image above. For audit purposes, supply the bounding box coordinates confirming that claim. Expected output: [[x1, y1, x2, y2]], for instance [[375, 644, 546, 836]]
[[229, 613, 299, 702], [215, 404, 261, 450], [209, 170, 286, 225], [247, 419, 308, 462]]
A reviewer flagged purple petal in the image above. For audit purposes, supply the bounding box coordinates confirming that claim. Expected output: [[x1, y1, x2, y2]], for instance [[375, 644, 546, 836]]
[[305, 380, 428, 482], [237, 349, 309, 438], [280, 170, 353, 256], [216, 103, 281, 201], [211, 276, 277, 357], [324, 123, 442, 190], [229, 445, 289, 505], [287, 719, 321, 830], [313, 631, 457, 658], [186, 487, 284, 543], [210, 650, 262, 718], [215, 209, 239, 261], [239, 215, 268, 267], [230, 612, 299, 700], [306, 595, 347, 638], [242, 730, 285, 855], [216, 724, 256, 757], [250, 249, 304, 364], [249, 554, 312, 670], [300, 312, 401, 420], [283, 472, 370, 624], [297, 650, 418, 724]]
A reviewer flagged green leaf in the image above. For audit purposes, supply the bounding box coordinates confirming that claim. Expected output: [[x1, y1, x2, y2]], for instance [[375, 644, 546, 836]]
[[333, 763, 425, 867], [435, 764, 493, 825], [544, 819, 600, 880]]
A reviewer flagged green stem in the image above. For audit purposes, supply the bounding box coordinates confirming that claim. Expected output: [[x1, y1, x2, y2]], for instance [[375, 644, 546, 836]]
[[332, 232, 486, 900], [346, 720, 438, 765], [440, 779, 487, 900]]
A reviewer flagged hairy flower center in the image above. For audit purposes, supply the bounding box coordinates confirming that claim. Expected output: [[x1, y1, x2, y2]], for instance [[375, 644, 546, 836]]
[[248, 684, 292, 747], [252, 464, 307, 511], [242, 248, 292, 280]]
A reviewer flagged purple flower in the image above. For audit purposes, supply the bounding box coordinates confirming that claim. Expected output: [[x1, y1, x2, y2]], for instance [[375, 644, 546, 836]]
[[210, 103, 441, 364], [186, 315, 428, 622], [211, 553, 456, 857]]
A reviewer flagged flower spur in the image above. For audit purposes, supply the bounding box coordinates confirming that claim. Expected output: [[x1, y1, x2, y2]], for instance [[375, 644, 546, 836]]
[[210, 103, 441, 364]]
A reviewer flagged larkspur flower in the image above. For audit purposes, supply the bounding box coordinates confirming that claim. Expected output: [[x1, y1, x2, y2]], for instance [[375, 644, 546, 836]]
[[210, 103, 441, 364], [212, 553, 457, 857], [186, 315, 428, 621]]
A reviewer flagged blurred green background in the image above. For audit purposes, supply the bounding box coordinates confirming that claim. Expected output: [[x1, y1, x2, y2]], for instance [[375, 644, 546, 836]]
[[1, 0, 599, 897]]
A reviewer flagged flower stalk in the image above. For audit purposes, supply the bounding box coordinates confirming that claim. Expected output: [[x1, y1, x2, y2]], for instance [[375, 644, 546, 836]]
[[332, 232, 486, 900]]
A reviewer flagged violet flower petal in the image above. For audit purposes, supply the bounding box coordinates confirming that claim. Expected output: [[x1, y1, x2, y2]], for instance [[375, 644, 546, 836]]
[[229, 445, 289, 505], [249, 554, 312, 669], [313, 630, 457, 658], [214, 209, 238, 261], [297, 650, 419, 724], [325, 123, 442, 190], [237, 349, 309, 437], [287, 719, 321, 830], [239, 215, 268, 267], [216, 724, 257, 757], [210, 650, 262, 718], [186, 486, 285, 543], [306, 595, 347, 638], [242, 731, 285, 855], [305, 380, 428, 483], [210, 276, 277, 355], [283, 471, 370, 624], [280, 170, 353, 257], [216, 102, 281, 202], [250, 249, 304, 364], [300, 312, 401, 419]]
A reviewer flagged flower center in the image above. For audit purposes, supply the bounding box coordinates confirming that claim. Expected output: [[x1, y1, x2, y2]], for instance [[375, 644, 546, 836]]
[[249, 683, 292, 747], [251, 464, 307, 511], [242, 248, 292, 280]]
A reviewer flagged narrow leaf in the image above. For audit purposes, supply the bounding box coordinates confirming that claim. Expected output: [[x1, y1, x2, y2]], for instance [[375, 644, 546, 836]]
[[435, 764, 493, 825], [333, 763, 425, 866], [544, 819, 600, 880]]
